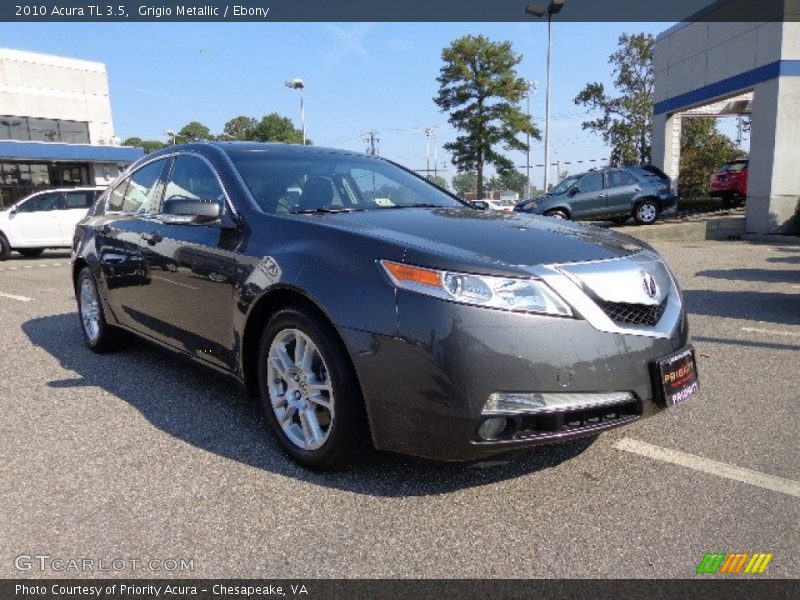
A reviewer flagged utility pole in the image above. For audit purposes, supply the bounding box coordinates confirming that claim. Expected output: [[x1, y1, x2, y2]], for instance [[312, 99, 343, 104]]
[[525, 81, 537, 198], [425, 127, 437, 179], [362, 131, 380, 156]]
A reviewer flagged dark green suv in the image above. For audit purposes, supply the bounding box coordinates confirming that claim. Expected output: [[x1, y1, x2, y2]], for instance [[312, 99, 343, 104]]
[[515, 166, 678, 225]]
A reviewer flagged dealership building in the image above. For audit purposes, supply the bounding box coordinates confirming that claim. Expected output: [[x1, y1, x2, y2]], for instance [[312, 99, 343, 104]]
[[0, 48, 143, 208], [652, 2, 800, 234]]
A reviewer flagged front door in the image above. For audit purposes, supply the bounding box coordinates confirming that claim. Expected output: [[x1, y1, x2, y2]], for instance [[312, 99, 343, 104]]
[[58, 190, 98, 246], [10, 191, 62, 246], [136, 154, 241, 370], [571, 172, 606, 218]]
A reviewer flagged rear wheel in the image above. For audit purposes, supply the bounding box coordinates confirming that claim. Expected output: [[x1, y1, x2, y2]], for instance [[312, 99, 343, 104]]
[[17, 248, 44, 258], [544, 209, 569, 220], [633, 200, 659, 225], [76, 267, 130, 353], [0, 235, 10, 261], [257, 306, 368, 470]]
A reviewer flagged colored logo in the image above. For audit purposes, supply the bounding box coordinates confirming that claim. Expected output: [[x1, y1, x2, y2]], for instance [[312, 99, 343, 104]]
[[641, 270, 658, 299], [696, 552, 773, 574]]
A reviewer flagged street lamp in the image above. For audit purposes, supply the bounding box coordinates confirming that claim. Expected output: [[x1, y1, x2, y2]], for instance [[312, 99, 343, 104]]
[[525, 0, 565, 192], [284, 78, 306, 145], [525, 80, 538, 199], [164, 129, 177, 145]]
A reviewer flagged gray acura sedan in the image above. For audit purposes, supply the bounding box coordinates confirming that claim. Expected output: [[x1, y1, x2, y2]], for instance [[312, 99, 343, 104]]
[[72, 143, 698, 470]]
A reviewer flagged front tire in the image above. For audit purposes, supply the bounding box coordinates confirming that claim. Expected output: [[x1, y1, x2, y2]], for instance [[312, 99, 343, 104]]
[[633, 200, 659, 225], [544, 209, 569, 220], [0, 235, 10, 261], [257, 306, 368, 471], [17, 248, 44, 258], [76, 267, 130, 353]]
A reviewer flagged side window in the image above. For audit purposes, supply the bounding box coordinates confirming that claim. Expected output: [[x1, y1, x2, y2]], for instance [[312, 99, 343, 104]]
[[17, 192, 60, 213], [122, 160, 168, 214], [163, 156, 226, 208], [578, 173, 604, 194], [62, 191, 95, 209], [107, 180, 128, 212], [607, 170, 637, 189]]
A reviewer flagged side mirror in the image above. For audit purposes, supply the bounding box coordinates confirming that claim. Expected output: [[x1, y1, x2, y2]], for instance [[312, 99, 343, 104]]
[[9, 205, 18, 214], [470, 200, 489, 210], [162, 197, 221, 224], [568, 186, 579, 197]]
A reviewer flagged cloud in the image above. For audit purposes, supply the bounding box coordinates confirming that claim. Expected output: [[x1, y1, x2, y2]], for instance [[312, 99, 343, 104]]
[[316, 23, 375, 66]]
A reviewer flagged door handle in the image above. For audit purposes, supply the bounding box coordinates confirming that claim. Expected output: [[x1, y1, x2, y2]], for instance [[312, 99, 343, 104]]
[[141, 231, 162, 245], [598, 194, 606, 199]]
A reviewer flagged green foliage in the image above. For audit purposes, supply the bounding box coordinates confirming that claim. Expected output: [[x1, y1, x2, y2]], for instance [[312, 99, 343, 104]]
[[177, 121, 214, 143], [679, 117, 744, 198], [121, 136, 165, 154], [251, 113, 308, 144], [426, 175, 449, 190], [574, 33, 655, 166], [452, 171, 478, 196], [434, 35, 539, 196], [487, 169, 528, 196], [221, 115, 258, 141]]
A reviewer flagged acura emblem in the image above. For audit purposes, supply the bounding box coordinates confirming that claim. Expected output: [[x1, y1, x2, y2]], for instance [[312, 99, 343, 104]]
[[641, 271, 659, 299]]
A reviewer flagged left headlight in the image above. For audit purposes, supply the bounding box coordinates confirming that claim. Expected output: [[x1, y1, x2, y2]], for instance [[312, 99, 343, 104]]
[[380, 260, 573, 317]]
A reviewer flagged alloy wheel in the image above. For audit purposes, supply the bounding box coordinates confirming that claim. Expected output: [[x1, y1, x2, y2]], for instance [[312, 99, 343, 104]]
[[267, 328, 335, 451], [637, 203, 657, 224], [79, 276, 101, 344]]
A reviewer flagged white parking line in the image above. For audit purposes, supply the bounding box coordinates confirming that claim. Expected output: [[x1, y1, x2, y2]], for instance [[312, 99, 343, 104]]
[[614, 438, 800, 498], [741, 326, 800, 338], [0, 291, 33, 302], [0, 262, 63, 272]]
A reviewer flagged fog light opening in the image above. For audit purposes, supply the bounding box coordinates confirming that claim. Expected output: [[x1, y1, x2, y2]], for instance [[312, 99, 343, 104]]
[[477, 417, 509, 441]]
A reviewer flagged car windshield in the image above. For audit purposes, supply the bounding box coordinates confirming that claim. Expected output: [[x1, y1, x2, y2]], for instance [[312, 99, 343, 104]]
[[721, 161, 747, 173], [227, 149, 464, 215], [549, 175, 581, 195]]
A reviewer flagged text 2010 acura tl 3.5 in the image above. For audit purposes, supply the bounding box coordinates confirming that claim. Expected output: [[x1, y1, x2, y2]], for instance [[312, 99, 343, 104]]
[[71, 143, 698, 470]]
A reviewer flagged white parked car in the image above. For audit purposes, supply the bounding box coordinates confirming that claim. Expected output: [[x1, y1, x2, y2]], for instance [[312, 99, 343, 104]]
[[0, 187, 105, 260], [480, 198, 516, 212]]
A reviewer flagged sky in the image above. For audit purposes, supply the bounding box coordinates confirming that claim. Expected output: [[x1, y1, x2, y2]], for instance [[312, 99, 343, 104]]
[[0, 21, 746, 188]]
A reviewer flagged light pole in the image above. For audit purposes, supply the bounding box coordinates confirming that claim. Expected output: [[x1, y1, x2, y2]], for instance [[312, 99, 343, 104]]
[[425, 127, 437, 178], [284, 78, 306, 145], [525, 80, 538, 198], [525, 0, 565, 192], [164, 129, 177, 145]]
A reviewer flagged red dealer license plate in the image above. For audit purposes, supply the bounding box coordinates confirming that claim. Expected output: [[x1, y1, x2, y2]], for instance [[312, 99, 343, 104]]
[[652, 345, 699, 406]]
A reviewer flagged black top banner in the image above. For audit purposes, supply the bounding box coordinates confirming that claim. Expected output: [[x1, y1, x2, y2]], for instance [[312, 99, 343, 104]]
[[0, 0, 796, 22]]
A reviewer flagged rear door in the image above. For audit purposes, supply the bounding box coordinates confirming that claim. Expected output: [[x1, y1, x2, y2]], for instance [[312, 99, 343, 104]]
[[9, 192, 63, 247], [95, 160, 169, 328], [604, 170, 640, 215], [571, 172, 606, 218], [58, 190, 98, 245]]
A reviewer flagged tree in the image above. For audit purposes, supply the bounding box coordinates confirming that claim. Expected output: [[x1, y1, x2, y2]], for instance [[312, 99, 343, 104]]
[[452, 171, 478, 196], [487, 169, 528, 197], [574, 33, 655, 166], [121, 136, 165, 154], [679, 117, 744, 197], [434, 35, 539, 197], [222, 115, 258, 141], [250, 113, 307, 144], [426, 175, 449, 190], [177, 121, 214, 143]]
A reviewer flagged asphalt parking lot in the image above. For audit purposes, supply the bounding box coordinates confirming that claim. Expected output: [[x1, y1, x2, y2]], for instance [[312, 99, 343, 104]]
[[0, 240, 798, 579]]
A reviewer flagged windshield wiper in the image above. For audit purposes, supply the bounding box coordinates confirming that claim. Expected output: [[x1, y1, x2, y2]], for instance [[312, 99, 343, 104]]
[[379, 203, 446, 209], [289, 207, 365, 215]]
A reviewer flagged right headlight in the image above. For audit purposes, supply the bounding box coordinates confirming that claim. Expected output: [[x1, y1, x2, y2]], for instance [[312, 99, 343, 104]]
[[380, 260, 573, 317]]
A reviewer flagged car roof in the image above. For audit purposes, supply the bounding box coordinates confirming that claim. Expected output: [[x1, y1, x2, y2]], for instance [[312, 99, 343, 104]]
[[29, 186, 105, 193], [145, 141, 372, 162]]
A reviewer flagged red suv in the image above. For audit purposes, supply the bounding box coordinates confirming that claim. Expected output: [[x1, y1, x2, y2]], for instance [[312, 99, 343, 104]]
[[709, 159, 748, 206]]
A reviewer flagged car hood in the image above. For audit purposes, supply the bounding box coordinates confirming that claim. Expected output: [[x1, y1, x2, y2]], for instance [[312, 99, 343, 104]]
[[299, 208, 649, 271]]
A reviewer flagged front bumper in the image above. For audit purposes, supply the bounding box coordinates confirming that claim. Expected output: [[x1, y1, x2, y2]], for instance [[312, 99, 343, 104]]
[[340, 291, 689, 461]]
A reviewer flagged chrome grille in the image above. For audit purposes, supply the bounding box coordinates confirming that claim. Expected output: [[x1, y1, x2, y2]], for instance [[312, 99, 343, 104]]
[[597, 298, 668, 326]]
